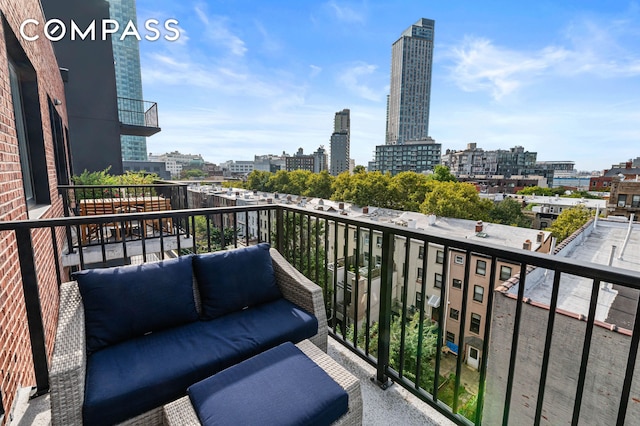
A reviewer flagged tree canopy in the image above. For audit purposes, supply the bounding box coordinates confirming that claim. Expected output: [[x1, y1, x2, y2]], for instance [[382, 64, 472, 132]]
[[242, 169, 534, 228], [547, 205, 593, 241]]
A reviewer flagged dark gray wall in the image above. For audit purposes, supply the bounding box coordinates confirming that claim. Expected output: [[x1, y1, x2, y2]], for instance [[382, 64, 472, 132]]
[[42, 0, 123, 175], [484, 292, 640, 424]]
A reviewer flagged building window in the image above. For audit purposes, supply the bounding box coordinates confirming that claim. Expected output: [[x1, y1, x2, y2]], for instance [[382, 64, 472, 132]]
[[476, 260, 487, 276], [632, 195, 640, 208], [416, 292, 422, 307], [454, 254, 464, 264], [446, 332, 455, 343], [500, 266, 513, 281], [618, 195, 627, 207], [434, 273, 442, 288], [470, 313, 481, 334], [417, 267, 423, 282], [7, 51, 50, 209], [376, 236, 382, 247], [418, 246, 425, 259], [473, 285, 484, 303], [449, 308, 459, 320], [436, 250, 444, 264], [452, 279, 462, 289]]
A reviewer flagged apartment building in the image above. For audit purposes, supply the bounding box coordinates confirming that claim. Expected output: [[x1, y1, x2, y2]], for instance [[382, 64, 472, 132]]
[[608, 176, 640, 219]]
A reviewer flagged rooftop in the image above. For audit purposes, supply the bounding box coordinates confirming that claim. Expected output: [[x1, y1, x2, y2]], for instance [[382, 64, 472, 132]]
[[518, 219, 640, 330]]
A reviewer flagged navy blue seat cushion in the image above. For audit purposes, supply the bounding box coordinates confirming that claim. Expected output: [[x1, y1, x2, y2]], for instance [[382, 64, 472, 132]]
[[192, 243, 282, 320], [188, 342, 348, 426], [74, 255, 197, 354], [83, 299, 318, 426]]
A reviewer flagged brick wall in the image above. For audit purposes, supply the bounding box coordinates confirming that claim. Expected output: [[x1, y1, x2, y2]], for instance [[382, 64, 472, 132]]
[[0, 0, 69, 418]]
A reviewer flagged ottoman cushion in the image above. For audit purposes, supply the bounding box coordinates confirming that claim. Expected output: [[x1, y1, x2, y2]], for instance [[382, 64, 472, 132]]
[[187, 342, 348, 426]]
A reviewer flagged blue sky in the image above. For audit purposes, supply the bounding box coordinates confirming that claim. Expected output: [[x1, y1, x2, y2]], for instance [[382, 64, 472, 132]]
[[135, 0, 640, 171]]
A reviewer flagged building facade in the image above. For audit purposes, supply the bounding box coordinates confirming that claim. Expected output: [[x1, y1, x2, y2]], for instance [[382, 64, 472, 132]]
[[372, 138, 441, 176], [286, 148, 316, 172], [608, 177, 640, 219], [108, 0, 147, 161], [386, 18, 434, 145], [330, 109, 350, 176], [0, 0, 71, 414], [313, 146, 329, 173]]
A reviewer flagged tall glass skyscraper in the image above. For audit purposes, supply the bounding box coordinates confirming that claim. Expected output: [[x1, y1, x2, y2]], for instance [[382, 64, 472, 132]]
[[386, 18, 435, 145], [108, 0, 147, 161]]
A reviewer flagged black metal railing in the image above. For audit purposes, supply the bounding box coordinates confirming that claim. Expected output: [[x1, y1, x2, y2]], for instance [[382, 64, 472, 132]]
[[58, 184, 189, 252], [1, 204, 640, 425], [117, 97, 159, 128]]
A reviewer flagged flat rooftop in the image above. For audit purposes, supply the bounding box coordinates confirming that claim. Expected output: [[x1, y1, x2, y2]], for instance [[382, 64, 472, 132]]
[[523, 219, 640, 329]]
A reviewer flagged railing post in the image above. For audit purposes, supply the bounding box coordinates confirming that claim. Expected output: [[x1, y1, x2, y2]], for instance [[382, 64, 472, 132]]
[[15, 228, 49, 396], [276, 207, 284, 253], [375, 230, 394, 389], [60, 188, 75, 254]]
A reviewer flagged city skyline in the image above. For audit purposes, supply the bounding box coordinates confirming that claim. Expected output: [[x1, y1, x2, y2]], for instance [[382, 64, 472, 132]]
[[135, 1, 640, 171]]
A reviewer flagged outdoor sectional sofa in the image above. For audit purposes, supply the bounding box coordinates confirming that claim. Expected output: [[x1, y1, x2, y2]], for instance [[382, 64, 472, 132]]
[[49, 243, 328, 426]]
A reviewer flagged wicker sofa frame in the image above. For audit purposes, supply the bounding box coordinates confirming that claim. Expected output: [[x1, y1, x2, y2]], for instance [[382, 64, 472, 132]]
[[49, 248, 328, 425]]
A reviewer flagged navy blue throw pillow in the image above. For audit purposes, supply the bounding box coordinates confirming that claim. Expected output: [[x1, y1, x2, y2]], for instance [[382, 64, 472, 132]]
[[75, 255, 197, 354], [192, 243, 282, 320]]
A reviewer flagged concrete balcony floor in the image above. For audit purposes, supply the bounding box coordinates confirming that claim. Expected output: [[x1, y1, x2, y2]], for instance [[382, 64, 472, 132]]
[[10, 337, 454, 425]]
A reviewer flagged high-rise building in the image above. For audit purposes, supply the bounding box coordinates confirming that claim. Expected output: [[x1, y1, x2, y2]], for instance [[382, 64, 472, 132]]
[[108, 0, 147, 161], [330, 109, 350, 176], [386, 18, 435, 145]]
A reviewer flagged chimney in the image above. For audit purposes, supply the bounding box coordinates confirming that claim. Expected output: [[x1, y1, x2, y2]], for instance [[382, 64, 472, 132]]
[[523, 240, 532, 250], [362, 206, 369, 214], [267, 198, 273, 204], [537, 232, 544, 243], [338, 202, 344, 210], [475, 221, 483, 233]]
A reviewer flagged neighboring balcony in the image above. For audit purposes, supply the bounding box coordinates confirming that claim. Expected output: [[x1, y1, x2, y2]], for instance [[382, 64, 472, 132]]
[[2, 199, 640, 425], [117, 97, 161, 137]]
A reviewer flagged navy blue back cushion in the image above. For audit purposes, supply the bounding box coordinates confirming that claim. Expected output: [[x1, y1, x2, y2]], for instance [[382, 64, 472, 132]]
[[192, 243, 282, 320], [188, 342, 348, 426], [75, 255, 197, 354]]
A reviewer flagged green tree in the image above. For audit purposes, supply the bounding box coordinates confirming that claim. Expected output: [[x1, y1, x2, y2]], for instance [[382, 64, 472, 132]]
[[390, 171, 430, 211], [245, 170, 272, 192], [389, 313, 439, 391], [181, 168, 206, 179], [192, 216, 237, 253], [286, 170, 313, 195], [488, 198, 531, 228], [352, 165, 366, 174], [267, 170, 290, 194], [305, 170, 334, 199], [331, 171, 352, 202], [428, 165, 457, 182], [338, 171, 395, 208], [547, 205, 593, 241], [420, 181, 493, 220]]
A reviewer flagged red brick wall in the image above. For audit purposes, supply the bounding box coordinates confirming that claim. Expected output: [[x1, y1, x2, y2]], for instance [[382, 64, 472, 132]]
[[0, 0, 69, 418]]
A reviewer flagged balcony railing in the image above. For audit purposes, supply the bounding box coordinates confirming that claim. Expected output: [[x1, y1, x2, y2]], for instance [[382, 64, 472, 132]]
[[58, 184, 190, 255], [1, 204, 640, 425], [117, 97, 161, 137]]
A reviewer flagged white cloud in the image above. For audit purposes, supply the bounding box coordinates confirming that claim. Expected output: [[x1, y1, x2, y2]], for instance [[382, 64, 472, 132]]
[[309, 65, 322, 78], [445, 17, 640, 100], [338, 62, 385, 102], [325, 1, 366, 23]]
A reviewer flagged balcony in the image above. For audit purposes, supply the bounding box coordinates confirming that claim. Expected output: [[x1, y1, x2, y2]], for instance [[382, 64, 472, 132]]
[[117, 97, 161, 137], [1, 202, 640, 425]]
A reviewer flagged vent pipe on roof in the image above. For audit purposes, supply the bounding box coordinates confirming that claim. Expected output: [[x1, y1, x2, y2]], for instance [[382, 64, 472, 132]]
[[537, 232, 544, 243], [475, 221, 483, 233], [618, 213, 635, 260], [362, 206, 369, 214], [523, 240, 532, 250]]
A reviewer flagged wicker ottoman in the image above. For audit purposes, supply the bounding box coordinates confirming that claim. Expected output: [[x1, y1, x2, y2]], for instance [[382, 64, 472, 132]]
[[164, 339, 362, 425]]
